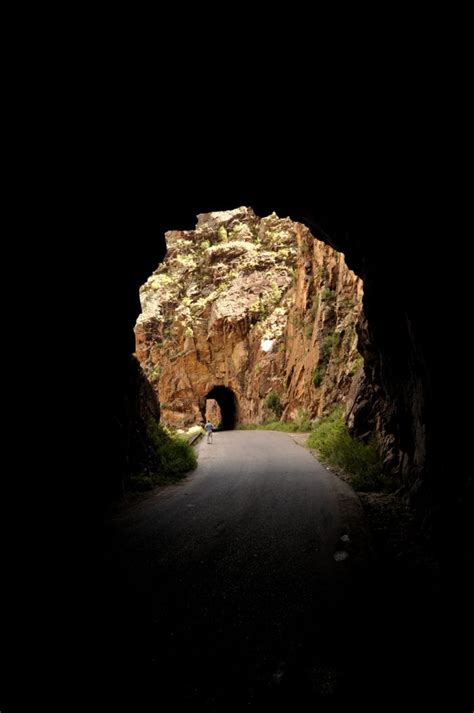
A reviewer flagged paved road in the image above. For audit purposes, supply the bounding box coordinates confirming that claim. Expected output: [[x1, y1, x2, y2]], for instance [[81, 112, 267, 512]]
[[103, 431, 368, 711]]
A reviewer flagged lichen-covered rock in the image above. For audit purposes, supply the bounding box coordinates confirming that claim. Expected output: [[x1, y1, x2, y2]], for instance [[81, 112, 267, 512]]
[[134, 207, 363, 428]]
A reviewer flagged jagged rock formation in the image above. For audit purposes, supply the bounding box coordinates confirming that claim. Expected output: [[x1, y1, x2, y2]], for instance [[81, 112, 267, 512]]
[[134, 207, 363, 428]]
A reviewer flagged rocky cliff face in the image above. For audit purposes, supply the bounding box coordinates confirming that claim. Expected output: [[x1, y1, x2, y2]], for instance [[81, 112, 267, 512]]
[[134, 207, 363, 428]]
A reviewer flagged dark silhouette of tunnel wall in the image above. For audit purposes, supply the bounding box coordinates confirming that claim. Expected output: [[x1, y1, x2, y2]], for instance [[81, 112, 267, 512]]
[[205, 386, 237, 430]]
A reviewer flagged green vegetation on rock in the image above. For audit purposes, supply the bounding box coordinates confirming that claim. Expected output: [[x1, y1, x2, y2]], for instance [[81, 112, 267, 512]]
[[217, 225, 228, 242], [312, 365, 325, 387], [350, 353, 364, 374], [321, 287, 336, 302]]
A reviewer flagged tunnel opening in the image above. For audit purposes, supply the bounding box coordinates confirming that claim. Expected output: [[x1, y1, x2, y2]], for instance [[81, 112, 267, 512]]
[[104, 186, 474, 712], [204, 386, 238, 430]]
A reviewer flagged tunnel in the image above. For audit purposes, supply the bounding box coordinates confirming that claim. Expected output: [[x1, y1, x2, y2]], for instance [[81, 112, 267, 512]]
[[204, 385, 238, 430]]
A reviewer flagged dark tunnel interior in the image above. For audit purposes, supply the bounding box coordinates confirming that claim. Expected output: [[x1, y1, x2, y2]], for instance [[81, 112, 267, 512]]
[[204, 386, 238, 430], [90, 125, 473, 713], [3, 91, 472, 713]]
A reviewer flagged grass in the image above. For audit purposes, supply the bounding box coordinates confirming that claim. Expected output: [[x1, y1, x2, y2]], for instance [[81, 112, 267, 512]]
[[239, 421, 302, 432], [239, 410, 312, 433], [306, 407, 392, 491], [127, 419, 198, 492], [265, 421, 301, 431]]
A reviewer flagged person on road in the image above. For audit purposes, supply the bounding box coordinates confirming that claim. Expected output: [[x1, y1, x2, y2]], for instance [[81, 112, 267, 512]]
[[205, 420, 214, 444]]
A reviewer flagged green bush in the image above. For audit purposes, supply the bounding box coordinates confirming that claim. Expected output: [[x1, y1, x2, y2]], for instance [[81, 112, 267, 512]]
[[320, 332, 339, 363], [158, 436, 197, 478], [321, 287, 336, 302], [149, 366, 162, 382], [265, 391, 283, 417], [294, 409, 312, 431], [350, 354, 364, 375], [126, 420, 198, 492], [310, 333, 341, 390], [217, 226, 228, 242], [306, 408, 390, 491], [148, 420, 197, 476], [312, 365, 325, 387]]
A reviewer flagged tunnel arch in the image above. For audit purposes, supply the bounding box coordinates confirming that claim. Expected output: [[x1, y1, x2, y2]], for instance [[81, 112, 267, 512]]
[[203, 386, 238, 430], [110, 188, 463, 550]]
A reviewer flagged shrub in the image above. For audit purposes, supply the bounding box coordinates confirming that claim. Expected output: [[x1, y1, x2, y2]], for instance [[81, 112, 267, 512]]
[[265, 391, 283, 417], [157, 436, 197, 478], [321, 287, 336, 302], [125, 420, 198, 492], [149, 366, 162, 383], [176, 254, 197, 269], [217, 226, 228, 242], [350, 354, 364, 375], [294, 409, 312, 431], [312, 365, 325, 387], [306, 408, 390, 491], [271, 282, 282, 303], [320, 332, 339, 363]]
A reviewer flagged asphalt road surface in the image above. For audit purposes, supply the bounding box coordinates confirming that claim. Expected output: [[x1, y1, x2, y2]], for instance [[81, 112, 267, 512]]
[[103, 431, 371, 711]]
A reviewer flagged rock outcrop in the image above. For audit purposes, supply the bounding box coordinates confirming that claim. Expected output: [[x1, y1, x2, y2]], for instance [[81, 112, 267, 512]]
[[134, 207, 363, 428]]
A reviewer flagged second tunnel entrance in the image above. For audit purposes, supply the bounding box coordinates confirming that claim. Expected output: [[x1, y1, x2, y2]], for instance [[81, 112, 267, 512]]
[[204, 386, 238, 430]]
